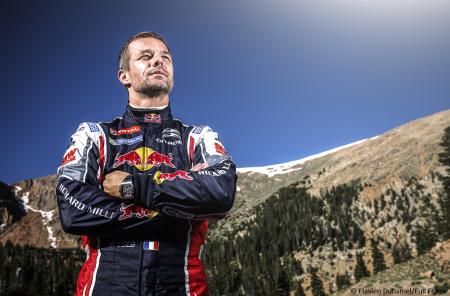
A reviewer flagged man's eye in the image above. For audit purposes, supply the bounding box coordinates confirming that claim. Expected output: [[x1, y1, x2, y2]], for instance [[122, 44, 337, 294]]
[[141, 55, 151, 60], [162, 55, 171, 62]]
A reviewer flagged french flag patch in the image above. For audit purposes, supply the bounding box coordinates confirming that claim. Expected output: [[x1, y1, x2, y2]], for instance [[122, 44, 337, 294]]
[[143, 241, 159, 251]]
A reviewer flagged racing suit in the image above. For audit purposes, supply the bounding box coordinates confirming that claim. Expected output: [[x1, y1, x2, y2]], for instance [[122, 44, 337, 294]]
[[56, 104, 237, 296]]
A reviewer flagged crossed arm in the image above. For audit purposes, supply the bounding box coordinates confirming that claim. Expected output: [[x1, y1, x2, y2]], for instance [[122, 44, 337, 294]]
[[102, 163, 209, 197], [56, 123, 237, 236]]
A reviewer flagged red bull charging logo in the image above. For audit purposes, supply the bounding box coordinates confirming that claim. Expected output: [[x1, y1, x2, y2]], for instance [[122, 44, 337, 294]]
[[153, 170, 193, 185], [113, 147, 175, 171], [118, 203, 159, 221]]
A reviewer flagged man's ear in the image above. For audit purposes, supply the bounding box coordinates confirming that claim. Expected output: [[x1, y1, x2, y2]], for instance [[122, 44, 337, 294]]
[[118, 69, 131, 87]]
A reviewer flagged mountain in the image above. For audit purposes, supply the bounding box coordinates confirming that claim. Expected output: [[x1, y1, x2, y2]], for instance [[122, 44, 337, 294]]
[[0, 176, 78, 248], [203, 109, 450, 295], [1, 109, 449, 296], [209, 109, 450, 241]]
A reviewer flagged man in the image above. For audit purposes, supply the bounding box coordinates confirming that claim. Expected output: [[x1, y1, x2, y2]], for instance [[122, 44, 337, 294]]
[[56, 31, 237, 296]]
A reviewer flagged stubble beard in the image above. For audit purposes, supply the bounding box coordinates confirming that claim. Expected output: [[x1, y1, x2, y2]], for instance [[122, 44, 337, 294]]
[[136, 78, 174, 98]]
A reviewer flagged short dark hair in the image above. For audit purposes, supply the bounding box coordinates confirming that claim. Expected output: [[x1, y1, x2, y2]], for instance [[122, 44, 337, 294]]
[[118, 31, 171, 71]]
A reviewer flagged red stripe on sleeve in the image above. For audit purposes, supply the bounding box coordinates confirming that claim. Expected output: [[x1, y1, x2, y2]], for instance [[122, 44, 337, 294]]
[[97, 135, 105, 183], [189, 136, 195, 167]]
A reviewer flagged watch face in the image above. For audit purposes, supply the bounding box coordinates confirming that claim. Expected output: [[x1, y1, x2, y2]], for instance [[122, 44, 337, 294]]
[[121, 182, 134, 199]]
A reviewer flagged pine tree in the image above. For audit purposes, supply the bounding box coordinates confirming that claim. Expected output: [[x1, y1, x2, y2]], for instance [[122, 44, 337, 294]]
[[373, 199, 379, 214], [354, 251, 369, 281], [310, 268, 326, 296], [380, 194, 386, 210], [2, 262, 11, 295], [370, 239, 386, 273], [414, 224, 438, 255], [336, 273, 351, 290], [438, 126, 450, 239], [392, 244, 412, 264], [275, 266, 290, 296], [294, 281, 306, 296]]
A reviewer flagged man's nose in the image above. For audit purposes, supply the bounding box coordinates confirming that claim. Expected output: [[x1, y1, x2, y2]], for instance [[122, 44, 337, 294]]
[[152, 56, 163, 67]]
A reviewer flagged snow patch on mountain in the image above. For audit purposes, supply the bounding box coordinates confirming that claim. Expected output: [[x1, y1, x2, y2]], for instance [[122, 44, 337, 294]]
[[13, 185, 23, 197], [237, 137, 378, 177], [17, 190, 58, 248]]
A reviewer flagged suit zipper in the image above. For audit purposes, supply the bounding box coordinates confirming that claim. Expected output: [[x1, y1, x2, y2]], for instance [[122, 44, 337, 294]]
[[137, 124, 148, 296]]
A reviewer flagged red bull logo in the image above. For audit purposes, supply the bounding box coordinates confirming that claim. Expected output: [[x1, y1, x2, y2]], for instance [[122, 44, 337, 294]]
[[144, 113, 161, 123], [154, 170, 193, 184], [118, 203, 159, 220], [113, 147, 175, 171]]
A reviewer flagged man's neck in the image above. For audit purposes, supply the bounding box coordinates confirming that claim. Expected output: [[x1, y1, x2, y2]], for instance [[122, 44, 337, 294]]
[[129, 102, 168, 110], [128, 92, 170, 108]]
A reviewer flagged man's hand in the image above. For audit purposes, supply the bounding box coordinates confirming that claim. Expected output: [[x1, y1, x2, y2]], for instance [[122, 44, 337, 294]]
[[103, 171, 130, 198]]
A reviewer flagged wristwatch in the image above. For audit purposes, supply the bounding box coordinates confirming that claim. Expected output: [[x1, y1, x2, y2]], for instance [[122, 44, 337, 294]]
[[119, 174, 135, 200]]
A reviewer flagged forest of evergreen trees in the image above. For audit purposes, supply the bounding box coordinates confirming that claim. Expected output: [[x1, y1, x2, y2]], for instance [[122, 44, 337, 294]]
[[438, 126, 450, 239], [0, 242, 83, 296], [204, 182, 364, 295]]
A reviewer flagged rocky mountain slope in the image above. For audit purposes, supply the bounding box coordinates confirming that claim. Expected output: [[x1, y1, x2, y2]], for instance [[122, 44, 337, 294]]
[[208, 109, 450, 240], [333, 240, 450, 296], [0, 176, 79, 248]]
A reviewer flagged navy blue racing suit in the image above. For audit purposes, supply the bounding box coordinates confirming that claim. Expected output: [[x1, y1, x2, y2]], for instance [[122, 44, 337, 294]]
[[55, 104, 237, 296]]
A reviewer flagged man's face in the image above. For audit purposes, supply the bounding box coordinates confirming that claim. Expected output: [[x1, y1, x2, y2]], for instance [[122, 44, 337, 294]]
[[123, 37, 174, 97]]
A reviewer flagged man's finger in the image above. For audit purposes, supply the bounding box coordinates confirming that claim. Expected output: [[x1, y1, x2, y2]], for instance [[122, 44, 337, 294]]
[[102, 171, 129, 198]]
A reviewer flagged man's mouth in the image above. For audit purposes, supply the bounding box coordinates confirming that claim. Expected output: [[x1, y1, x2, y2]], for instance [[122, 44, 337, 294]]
[[150, 69, 167, 77]]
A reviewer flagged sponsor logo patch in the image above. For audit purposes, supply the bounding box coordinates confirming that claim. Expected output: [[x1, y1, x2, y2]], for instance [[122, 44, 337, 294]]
[[113, 147, 175, 171], [61, 148, 77, 166], [118, 203, 159, 221], [198, 169, 227, 177], [87, 206, 115, 219], [144, 113, 161, 123], [153, 170, 193, 185], [162, 128, 181, 140], [58, 183, 85, 210], [106, 241, 136, 248], [110, 125, 141, 136], [109, 135, 143, 146], [156, 138, 182, 146], [214, 142, 227, 155], [87, 122, 99, 132], [192, 125, 205, 134]]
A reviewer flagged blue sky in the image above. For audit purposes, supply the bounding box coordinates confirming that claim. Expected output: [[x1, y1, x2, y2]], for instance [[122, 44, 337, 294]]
[[1, 0, 449, 184]]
